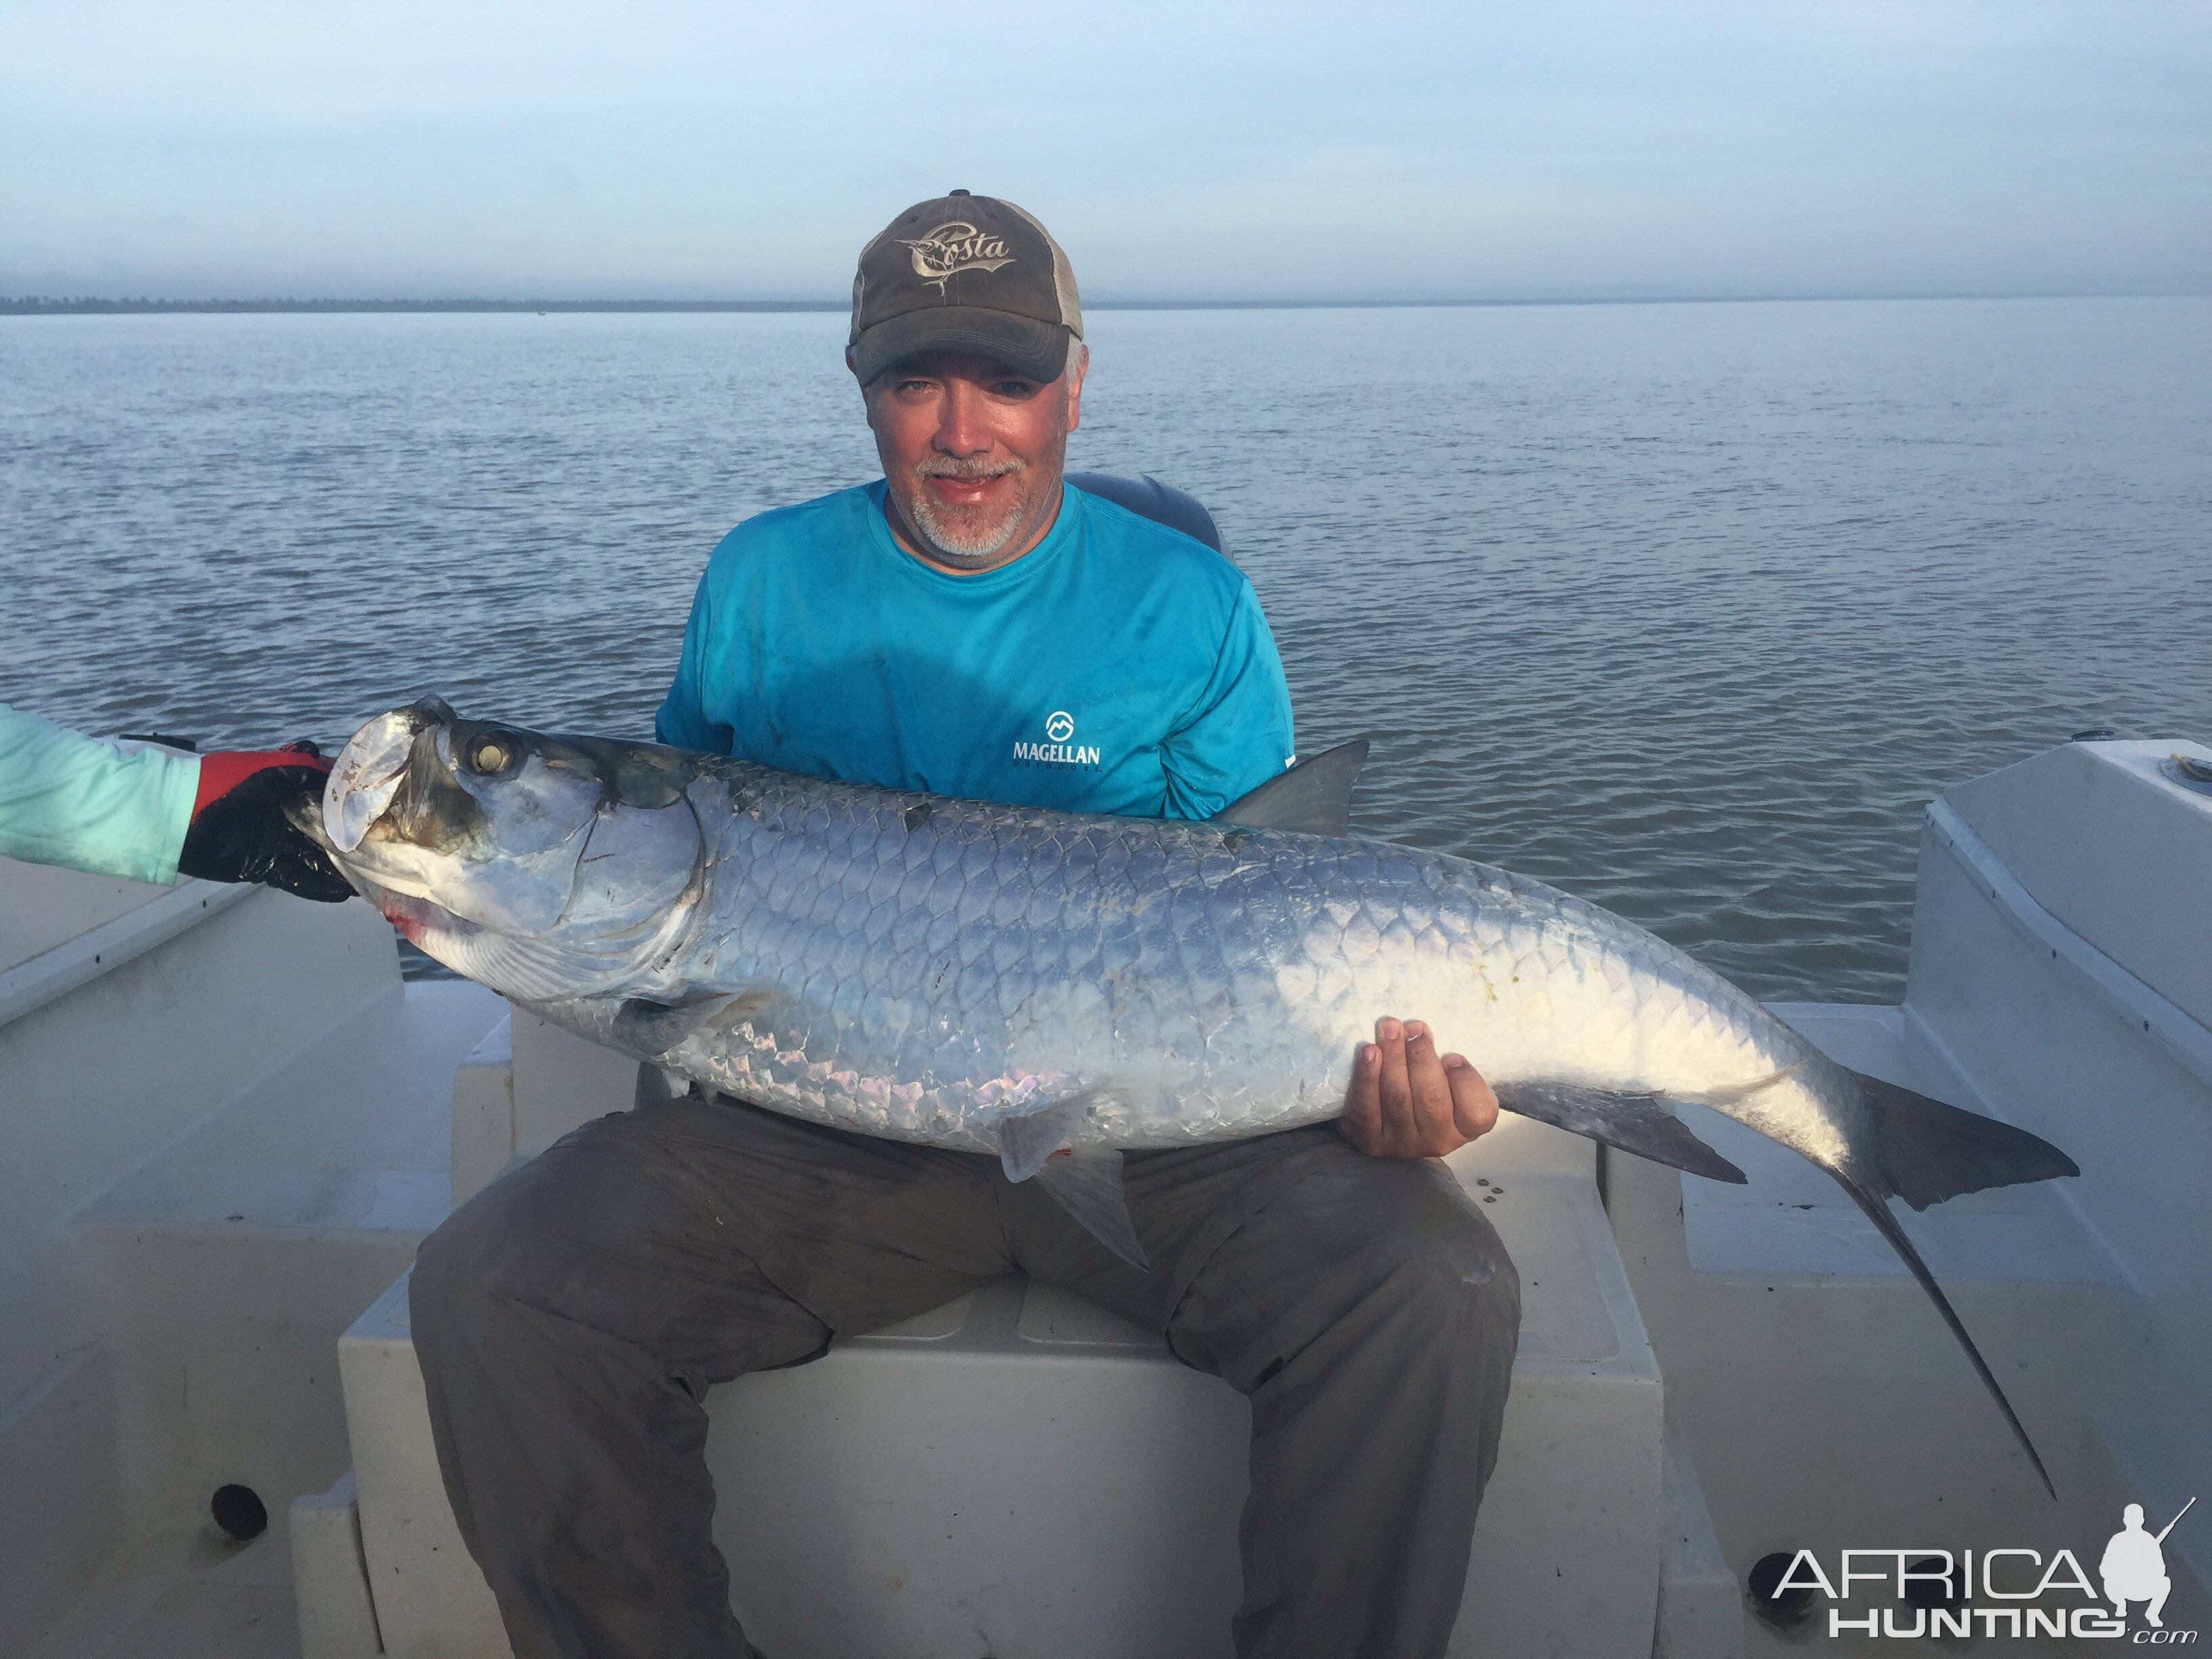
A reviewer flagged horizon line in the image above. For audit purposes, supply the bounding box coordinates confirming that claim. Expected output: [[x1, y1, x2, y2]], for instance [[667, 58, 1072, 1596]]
[[4, 285, 2208, 318]]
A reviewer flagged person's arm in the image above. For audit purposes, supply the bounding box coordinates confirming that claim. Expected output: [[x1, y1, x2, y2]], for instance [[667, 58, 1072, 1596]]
[[1158, 583, 1297, 819], [0, 705, 202, 884], [0, 704, 349, 899], [653, 569, 735, 753]]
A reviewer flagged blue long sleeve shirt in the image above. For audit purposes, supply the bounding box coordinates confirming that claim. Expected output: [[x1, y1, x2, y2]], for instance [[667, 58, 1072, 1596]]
[[0, 703, 201, 885], [655, 481, 1295, 820]]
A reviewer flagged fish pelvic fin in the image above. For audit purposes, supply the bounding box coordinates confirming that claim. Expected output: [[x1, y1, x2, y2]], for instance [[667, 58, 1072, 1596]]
[[1830, 1168, 2057, 1499], [1492, 1080, 1748, 1185], [1851, 1068, 2080, 1212], [1035, 1150, 1149, 1270]]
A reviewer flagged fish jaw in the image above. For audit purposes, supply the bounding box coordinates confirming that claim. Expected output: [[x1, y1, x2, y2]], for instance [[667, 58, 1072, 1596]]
[[325, 701, 448, 853]]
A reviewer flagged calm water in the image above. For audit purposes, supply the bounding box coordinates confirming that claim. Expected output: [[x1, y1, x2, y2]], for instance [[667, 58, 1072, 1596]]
[[3, 300, 2208, 1001]]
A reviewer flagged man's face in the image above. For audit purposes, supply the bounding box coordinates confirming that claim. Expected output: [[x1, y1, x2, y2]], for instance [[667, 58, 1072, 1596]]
[[859, 347, 1086, 572]]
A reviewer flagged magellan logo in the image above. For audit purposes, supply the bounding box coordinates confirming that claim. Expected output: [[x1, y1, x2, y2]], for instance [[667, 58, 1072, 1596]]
[[900, 222, 1015, 291], [1762, 1498, 2196, 1642], [1013, 710, 1099, 769]]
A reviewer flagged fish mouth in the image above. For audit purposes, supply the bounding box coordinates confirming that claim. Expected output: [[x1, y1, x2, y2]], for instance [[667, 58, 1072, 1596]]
[[325, 697, 454, 853]]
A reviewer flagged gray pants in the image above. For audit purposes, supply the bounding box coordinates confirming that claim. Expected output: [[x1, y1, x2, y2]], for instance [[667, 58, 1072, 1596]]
[[411, 1090, 1520, 1659]]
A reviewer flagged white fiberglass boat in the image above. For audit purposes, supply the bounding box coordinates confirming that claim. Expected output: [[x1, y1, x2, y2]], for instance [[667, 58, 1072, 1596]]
[[5, 736, 2207, 1658]]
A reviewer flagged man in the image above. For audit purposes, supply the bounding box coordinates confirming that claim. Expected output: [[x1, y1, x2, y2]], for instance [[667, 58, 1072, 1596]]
[[411, 192, 1520, 1659]]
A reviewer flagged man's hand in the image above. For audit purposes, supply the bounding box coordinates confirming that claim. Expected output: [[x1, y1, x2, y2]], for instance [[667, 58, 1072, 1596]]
[[177, 743, 353, 903], [1338, 1017, 1498, 1159]]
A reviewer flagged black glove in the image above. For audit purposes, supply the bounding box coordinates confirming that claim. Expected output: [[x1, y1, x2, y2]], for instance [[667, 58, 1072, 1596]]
[[176, 743, 354, 903]]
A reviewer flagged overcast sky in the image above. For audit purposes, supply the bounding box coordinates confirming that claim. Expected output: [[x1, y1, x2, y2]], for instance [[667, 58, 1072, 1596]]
[[2, 0, 2206, 302]]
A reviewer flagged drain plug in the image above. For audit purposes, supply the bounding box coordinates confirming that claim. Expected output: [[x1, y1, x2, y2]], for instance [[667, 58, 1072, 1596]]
[[211, 1483, 268, 1541], [1746, 1550, 1816, 1628]]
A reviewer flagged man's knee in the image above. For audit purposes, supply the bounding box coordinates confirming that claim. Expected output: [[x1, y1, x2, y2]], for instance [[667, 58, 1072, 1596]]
[[1279, 1153, 1521, 1352], [413, 1167, 548, 1355], [1371, 1171, 1521, 1349], [412, 1134, 633, 1355]]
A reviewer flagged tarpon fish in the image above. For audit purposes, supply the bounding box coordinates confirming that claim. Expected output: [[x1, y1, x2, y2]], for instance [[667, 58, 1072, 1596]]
[[309, 697, 2078, 1491]]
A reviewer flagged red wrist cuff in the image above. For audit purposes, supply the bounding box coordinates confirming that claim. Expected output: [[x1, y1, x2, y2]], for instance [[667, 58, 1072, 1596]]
[[192, 747, 333, 817]]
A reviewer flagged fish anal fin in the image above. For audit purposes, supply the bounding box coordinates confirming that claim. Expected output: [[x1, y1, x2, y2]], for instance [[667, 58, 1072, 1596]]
[[1852, 1068, 2079, 1212], [613, 987, 779, 1057], [1214, 740, 1369, 837], [1034, 1149, 1149, 1270], [1831, 1168, 2056, 1498], [1493, 1079, 1748, 1185]]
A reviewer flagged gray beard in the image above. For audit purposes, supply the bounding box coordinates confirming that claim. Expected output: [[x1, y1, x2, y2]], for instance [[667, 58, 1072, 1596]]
[[900, 462, 1044, 568]]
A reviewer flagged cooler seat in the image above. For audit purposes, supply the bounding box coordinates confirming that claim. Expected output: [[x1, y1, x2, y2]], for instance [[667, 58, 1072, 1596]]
[[304, 1015, 1740, 1658]]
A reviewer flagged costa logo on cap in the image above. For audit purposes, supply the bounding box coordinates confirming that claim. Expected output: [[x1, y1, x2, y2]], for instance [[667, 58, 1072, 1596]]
[[849, 191, 1084, 386], [901, 222, 1016, 291]]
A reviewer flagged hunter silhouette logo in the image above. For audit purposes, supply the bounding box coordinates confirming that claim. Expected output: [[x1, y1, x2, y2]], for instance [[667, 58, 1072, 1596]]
[[900, 222, 1015, 291], [2103, 1498, 2193, 1631]]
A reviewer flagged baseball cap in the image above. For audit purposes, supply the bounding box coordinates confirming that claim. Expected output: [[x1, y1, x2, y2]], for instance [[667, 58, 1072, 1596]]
[[848, 191, 1083, 386]]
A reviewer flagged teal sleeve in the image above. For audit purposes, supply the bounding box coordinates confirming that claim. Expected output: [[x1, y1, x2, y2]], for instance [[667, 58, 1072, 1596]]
[[654, 568, 733, 752], [0, 704, 202, 885], [1158, 584, 1298, 821]]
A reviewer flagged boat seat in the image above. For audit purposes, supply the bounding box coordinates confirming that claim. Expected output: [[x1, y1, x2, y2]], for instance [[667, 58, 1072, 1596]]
[[308, 1012, 1741, 1658]]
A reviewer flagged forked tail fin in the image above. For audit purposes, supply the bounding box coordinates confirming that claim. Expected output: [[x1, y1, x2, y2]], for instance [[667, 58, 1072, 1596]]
[[1851, 1068, 2079, 1212]]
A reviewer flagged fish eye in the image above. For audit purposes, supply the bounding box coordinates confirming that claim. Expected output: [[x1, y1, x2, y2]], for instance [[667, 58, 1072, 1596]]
[[462, 731, 520, 777]]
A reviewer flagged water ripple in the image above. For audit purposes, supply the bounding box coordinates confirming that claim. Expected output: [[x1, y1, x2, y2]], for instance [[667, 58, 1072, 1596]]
[[3, 299, 2207, 1002]]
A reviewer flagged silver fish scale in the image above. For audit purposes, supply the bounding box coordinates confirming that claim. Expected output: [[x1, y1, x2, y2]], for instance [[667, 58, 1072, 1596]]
[[553, 761, 1830, 1162]]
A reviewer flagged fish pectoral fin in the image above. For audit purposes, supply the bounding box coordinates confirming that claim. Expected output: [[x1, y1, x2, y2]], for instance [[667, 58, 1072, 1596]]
[[1034, 1149, 1149, 1271], [1212, 739, 1369, 836], [1493, 1079, 1749, 1185], [996, 1091, 1148, 1265], [994, 1087, 1115, 1183], [611, 986, 779, 1057]]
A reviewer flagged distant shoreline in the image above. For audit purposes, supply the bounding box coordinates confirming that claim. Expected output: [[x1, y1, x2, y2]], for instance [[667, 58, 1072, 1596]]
[[4, 289, 2203, 317]]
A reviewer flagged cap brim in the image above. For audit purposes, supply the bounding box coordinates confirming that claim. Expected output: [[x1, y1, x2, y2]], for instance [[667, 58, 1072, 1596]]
[[851, 307, 1072, 385]]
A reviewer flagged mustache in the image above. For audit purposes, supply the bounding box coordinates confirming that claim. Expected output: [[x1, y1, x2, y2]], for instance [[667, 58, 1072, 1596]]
[[913, 454, 1024, 483]]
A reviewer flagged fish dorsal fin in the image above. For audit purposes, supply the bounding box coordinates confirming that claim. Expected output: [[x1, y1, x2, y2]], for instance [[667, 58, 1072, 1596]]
[[1214, 739, 1369, 836]]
